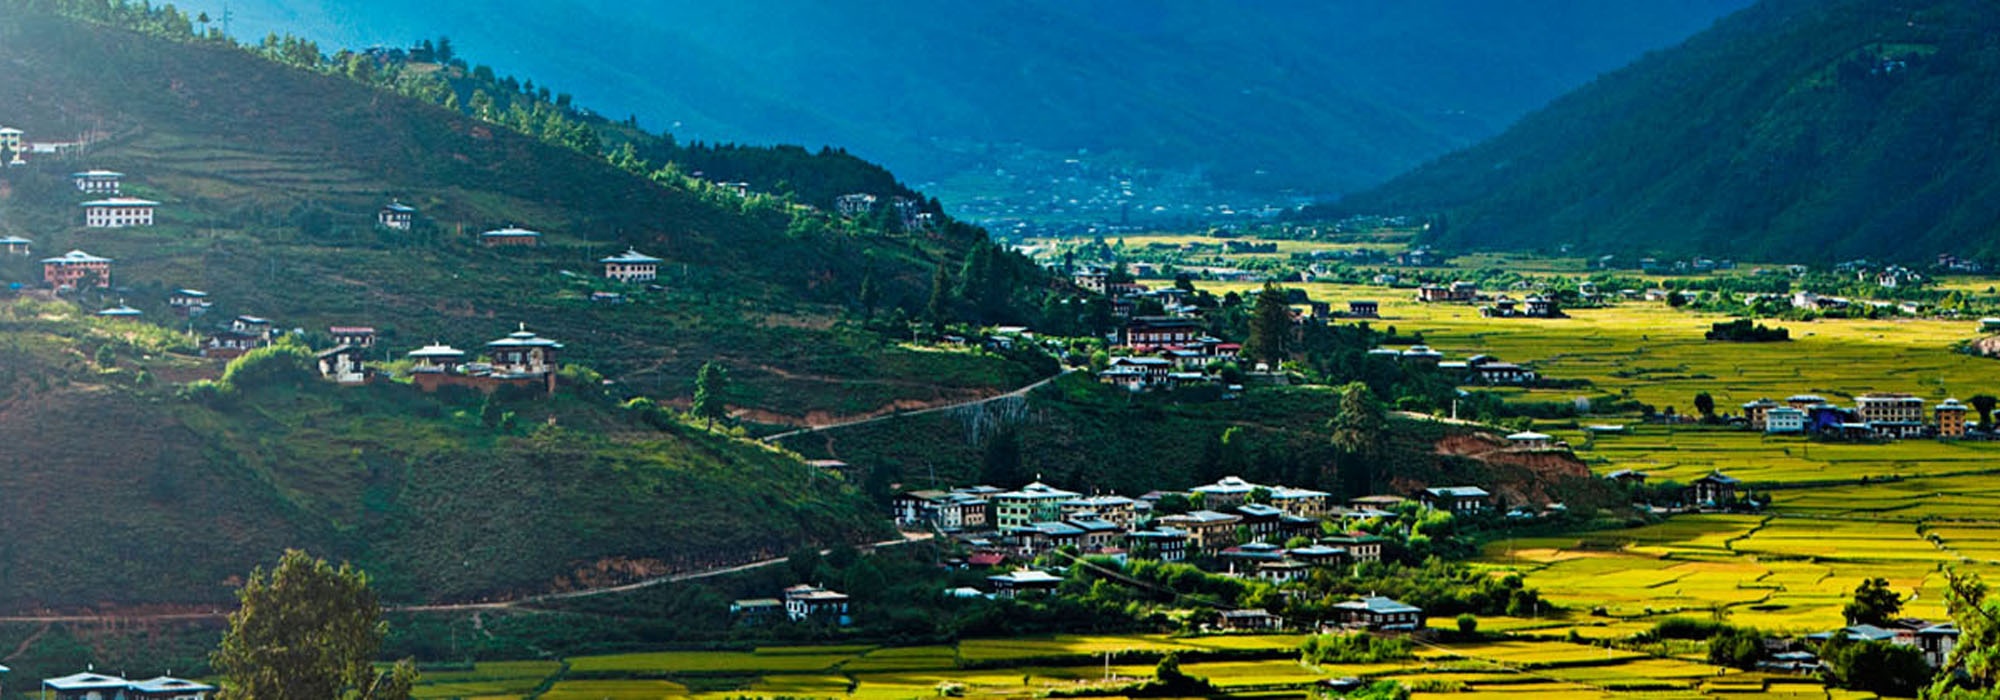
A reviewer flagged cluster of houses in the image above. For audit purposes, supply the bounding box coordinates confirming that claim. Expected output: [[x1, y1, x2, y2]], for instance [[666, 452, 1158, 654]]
[[731, 584, 854, 627], [1787, 618, 1959, 670], [1737, 392, 1975, 441], [35, 670, 214, 700], [833, 192, 934, 230], [1366, 346, 1541, 386]]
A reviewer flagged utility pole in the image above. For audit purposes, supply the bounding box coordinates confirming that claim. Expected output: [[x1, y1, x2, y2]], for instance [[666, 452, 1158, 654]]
[[221, 2, 232, 37]]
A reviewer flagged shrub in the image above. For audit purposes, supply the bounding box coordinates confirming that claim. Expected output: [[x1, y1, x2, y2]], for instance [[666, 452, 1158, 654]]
[[220, 345, 314, 390], [1455, 614, 1478, 635], [1301, 632, 1413, 665]]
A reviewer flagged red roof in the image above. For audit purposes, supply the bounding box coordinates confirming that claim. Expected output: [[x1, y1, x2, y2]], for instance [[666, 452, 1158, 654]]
[[968, 552, 1007, 566]]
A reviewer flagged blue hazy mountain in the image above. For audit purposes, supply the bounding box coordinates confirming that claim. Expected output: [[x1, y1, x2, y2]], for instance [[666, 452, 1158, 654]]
[[198, 1, 1750, 206]]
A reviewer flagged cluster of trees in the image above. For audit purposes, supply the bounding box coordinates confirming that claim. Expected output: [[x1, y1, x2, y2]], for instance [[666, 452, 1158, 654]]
[[1705, 318, 1790, 342]]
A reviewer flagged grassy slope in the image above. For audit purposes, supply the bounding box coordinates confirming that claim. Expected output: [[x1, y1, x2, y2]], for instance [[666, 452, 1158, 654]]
[[1332, 0, 2000, 263], [0, 11, 1034, 423], [0, 299, 888, 610]]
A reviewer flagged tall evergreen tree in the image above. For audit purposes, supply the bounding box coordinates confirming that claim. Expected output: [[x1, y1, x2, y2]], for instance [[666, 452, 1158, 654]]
[[692, 361, 730, 429], [926, 265, 953, 333], [1244, 283, 1294, 369]]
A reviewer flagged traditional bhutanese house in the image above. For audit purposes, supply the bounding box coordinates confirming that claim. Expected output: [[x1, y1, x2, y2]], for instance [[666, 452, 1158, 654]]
[[1059, 494, 1138, 530], [1398, 345, 1442, 366], [42, 250, 112, 289], [96, 300, 142, 318], [1506, 431, 1553, 448], [1419, 486, 1491, 514], [1124, 528, 1189, 562], [479, 227, 543, 247], [232, 315, 273, 340], [1122, 316, 1203, 346], [330, 326, 377, 348], [378, 201, 417, 230], [203, 330, 267, 359], [1012, 521, 1083, 557], [1766, 407, 1807, 434], [1232, 504, 1285, 541], [0, 235, 30, 256], [1288, 544, 1349, 567], [986, 569, 1063, 598], [1785, 394, 1826, 410], [0, 126, 21, 153], [782, 584, 851, 624], [485, 323, 564, 383], [168, 289, 210, 316], [72, 170, 123, 194], [405, 342, 467, 373], [1741, 398, 1781, 430], [1691, 471, 1741, 505], [1156, 510, 1242, 556], [316, 345, 369, 384], [1333, 596, 1424, 631], [129, 676, 218, 700], [600, 248, 663, 283], [81, 197, 158, 228], [1347, 300, 1379, 318], [1258, 558, 1311, 584], [991, 481, 1080, 530], [1348, 495, 1406, 510], [1937, 399, 1969, 438], [729, 598, 783, 626], [1220, 541, 1286, 575], [1267, 486, 1332, 518], [1191, 476, 1263, 509], [1469, 360, 1537, 384], [1219, 608, 1285, 631], [1321, 534, 1389, 563], [1605, 469, 1649, 485], [1065, 515, 1121, 551], [43, 672, 134, 700]]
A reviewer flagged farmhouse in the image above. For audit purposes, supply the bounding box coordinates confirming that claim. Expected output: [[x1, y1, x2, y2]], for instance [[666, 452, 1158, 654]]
[[986, 569, 1063, 598], [729, 598, 783, 626], [71, 170, 122, 194], [41, 250, 112, 289], [486, 324, 564, 376], [1855, 393, 1925, 424], [97, 301, 141, 317], [1740, 398, 1780, 429], [834, 193, 878, 217], [895, 490, 990, 532], [1691, 471, 1742, 505], [1765, 407, 1806, 434], [1937, 399, 1968, 438], [378, 201, 417, 229], [203, 330, 267, 359], [232, 315, 274, 339], [1059, 494, 1138, 529], [1332, 596, 1424, 631], [1347, 300, 1379, 318], [1399, 345, 1443, 366], [42, 672, 215, 700], [330, 326, 377, 347], [1468, 358, 1536, 384], [1219, 608, 1285, 631], [992, 481, 1081, 530], [0, 235, 28, 255], [479, 227, 543, 247], [600, 248, 663, 282], [1191, 475, 1262, 509], [405, 342, 467, 372], [1321, 534, 1388, 563], [1506, 431, 1553, 448], [315, 345, 369, 384], [1156, 510, 1242, 556], [1606, 469, 1648, 485], [1123, 317, 1203, 346], [0, 126, 20, 153], [782, 584, 851, 624], [1266, 486, 1333, 518], [1419, 486, 1491, 514], [81, 197, 157, 227], [168, 289, 210, 316]]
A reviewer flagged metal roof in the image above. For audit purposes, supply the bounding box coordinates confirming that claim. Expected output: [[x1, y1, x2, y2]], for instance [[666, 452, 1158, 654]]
[[600, 248, 663, 264], [42, 249, 111, 264]]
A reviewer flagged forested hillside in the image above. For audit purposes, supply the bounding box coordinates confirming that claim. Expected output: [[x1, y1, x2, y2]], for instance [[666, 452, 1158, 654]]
[[1326, 0, 2000, 263]]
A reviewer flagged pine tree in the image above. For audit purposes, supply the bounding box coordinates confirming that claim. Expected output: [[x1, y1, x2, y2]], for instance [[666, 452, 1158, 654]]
[[1244, 283, 1294, 369], [692, 361, 729, 429], [926, 265, 953, 333]]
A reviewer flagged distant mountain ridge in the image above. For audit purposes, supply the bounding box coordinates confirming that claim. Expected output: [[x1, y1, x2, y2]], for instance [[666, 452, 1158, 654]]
[[199, 0, 1750, 202], [1327, 0, 2000, 263]]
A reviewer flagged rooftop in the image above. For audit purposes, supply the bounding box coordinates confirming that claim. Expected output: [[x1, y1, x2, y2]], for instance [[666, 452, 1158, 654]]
[[79, 197, 158, 207], [1335, 596, 1421, 615], [42, 249, 111, 264], [600, 248, 664, 264]]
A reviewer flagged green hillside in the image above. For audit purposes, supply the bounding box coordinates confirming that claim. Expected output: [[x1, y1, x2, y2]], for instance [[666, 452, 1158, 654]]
[[1323, 0, 2000, 263], [0, 6, 1044, 424]]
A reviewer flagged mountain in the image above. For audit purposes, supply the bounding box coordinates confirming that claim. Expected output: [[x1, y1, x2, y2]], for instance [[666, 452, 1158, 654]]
[[1327, 0, 2000, 263], [197, 0, 1750, 212], [0, 4, 1043, 609]]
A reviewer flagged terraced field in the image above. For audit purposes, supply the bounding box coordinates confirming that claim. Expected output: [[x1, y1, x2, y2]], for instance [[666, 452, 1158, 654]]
[[405, 633, 1850, 699]]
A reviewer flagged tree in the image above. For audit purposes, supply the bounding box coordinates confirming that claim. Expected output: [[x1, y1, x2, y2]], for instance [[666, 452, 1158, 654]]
[[1820, 635, 1932, 696], [1974, 395, 1998, 431], [94, 345, 115, 368], [1844, 577, 1902, 627], [858, 270, 881, 320], [1693, 392, 1716, 419], [1456, 614, 1478, 635], [1331, 382, 1386, 495], [980, 426, 1022, 486], [212, 550, 417, 700], [692, 361, 730, 429], [926, 265, 953, 333], [1244, 283, 1294, 369], [1927, 568, 2000, 698], [435, 36, 454, 64]]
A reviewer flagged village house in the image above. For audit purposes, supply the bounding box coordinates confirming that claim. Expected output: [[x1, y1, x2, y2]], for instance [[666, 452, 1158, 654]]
[[1419, 486, 1491, 514], [1122, 316, 1203, 346], [1059, 495, 1138, 529], [486, 324, 564, 376], [895, 490, 989, 532], [1125, 528, 1190, 562], [1156, 510, 1242, 557], [1347, 300, 1379, 318], [1231, 504, 1285, 541], [378, 201, 417, 230], [1011, 521, 1083, 556], [1856, 393, 1925, 424], [600, 248, 663, 283], [834, 193, 878, 217], [405, 342, 468, 373], [1332, 596, 1424, 631], [479, 227, 543, 247], [1219, 608, 1285, 631], [81, 197, 157, 228], [315, 345, 369, 384], [1691, 471, 1742, 505], [0, 235, 29, 256], [1506, 431, 1553, 448], [0, 126, 20, 154], [1741, 398, 1780, 430], [233, 315, 274, 339], [1066, 515, 1122, 550], [1765, 407, 1806, 434], [167, 289, 210, 317], [992, 481, 1081, 531], [1257, 559, 1311, 584], [729, 598, 784, 626], [782, 584, 851, 625], [1321, 534, 1388, 563], [203, 330, 267, 359], [97, 301, 142, 318], [1467, 356, 1537, 384], [42, 672, 216, 700], [1937, 399, 1968, 438], [986, 569, 1063, 598], [1191, 476, 1262, 509], [1287, 544, 1349, 568], [1398, 345, 1442, 366], [1605, 469, 1649, 486], [42, 250, 112, 289], [329, 326, 377, 348], [1266, 486, 1332, 518], [72, 170, 122, 194]]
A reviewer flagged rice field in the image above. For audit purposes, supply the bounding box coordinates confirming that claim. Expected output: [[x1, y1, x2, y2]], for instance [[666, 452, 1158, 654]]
[[406, 633, 1854, 699]]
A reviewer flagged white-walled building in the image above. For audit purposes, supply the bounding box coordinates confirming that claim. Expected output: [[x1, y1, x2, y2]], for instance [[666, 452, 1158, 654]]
[[81, 197, 157, 228]]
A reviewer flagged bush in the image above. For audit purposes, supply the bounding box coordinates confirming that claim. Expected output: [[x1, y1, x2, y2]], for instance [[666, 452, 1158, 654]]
[[1818, 636, 1932, 696], [1651, 617, 1731, 640], [220, 345, 314, 390], [1455, 614, 1478, 635], [1301, 632, 1413, 665]]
